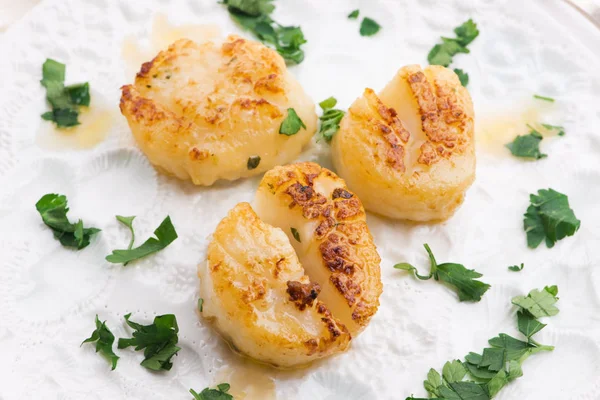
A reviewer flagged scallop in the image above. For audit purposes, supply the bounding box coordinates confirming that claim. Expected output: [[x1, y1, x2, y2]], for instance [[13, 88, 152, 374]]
[[199, 163, 382, 367], [200, 202, 351, 368], [120, 35, 317, 185], [331, 65, 475, 221]]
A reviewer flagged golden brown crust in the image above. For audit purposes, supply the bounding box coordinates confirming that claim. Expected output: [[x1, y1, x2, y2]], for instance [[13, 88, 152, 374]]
[[257, 162, 382, 332], [120, 35, 317, 186], [287, 280, 321, 311], [405, 69, 469, 165]]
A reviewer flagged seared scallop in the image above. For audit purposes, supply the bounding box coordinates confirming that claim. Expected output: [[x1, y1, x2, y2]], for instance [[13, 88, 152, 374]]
[[331, 65, 475, 221], [200, 202, 350, 368], [120, 35, 317, 185], [254, 162, 382, 336]]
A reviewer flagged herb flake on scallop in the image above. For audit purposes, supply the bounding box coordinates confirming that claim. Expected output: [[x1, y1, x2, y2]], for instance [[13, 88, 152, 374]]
[[394, 243, 490, 302], [359, 17, 381, 36], [106, 216, 178, 264], [279, 108, 306, 136], [81, 315, 119, 370], [118, 313, 181, 371], [291, 227, 301, 242], [523, 189, 580, 248], [247, 155, 261, 170], [35, 193, 100, 249]]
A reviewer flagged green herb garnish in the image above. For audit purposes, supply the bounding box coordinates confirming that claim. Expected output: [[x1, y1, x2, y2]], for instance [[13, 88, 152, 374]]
[[359, 17, 381, 36], [505, 130, 547, 160], [394, 243, 490, 302], [35, 193, 100, 249], [198, 298, 204, 312], [541, 123, 565, 136], [453, 68, 469, 87], [524, 189, 580, 249], [508, 263, 524, 272], [291, 227, 301, 242], [40, 59, 90, 127], [106, 216, 178, 264], [279, 108, 306, 136], [190, 383, 233, 400], [118, 313, 181, 371], [512, 286, 559, 318], [81, 315, 119, 370], [427, 19, 478, 86], [533, 94, 555, 102], [247, 155, 261, 170], [317, 96, 345, 142], [406, 287, 559, 400], [222, 0, 306, 64], [348, 9, 359, 19]]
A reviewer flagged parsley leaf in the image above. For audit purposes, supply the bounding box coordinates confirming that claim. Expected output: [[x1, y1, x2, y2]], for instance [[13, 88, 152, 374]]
[[533, 94, 555, 102], [512, 286, 560, 319], [190, 383, 233, 400], [348, 9, 359, 19], [118, 313, 181, 371], [453, 68, 469, 87], [523, 189, 580, 248], [81, 315, 119, 370], [222, 0, 306, 64], [291, 227, 301, 242], [541, 123, 565, 136], [508, 263, 524, 272], [395, 244, 490, 302], [408, 287, 559, 400], [40, 59, 90, 128], [318, 96, 346, 142], [427, 19, 478, 86], [279, 108, 306, 136], [247, 155, 261, 170], [505, 130, 547, 160], [35, 193, 100, 249], [359, 17, 381, 36], [116, 215, 136, 249], [453, 19, 480, 47], [106, 216, 178, 264], [198, 298, 204, 312], [517, 310, 546, 339]]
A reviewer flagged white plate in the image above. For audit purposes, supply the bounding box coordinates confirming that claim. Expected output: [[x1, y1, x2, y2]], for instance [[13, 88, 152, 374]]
[[1, 0, 600, 399]]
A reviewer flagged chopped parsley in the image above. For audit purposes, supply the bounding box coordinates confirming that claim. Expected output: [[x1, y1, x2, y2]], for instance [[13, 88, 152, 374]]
[[279, 108, 306, 136], [541, 123, 565, 136], [427, 19, 479, 86], [291, 227, 301, 242], [348, 9, 359, 19], [453, 68, 469, 87], [106, 216, 178, 264], [407, 287, 559, 400], [222, 0, 306, 64], [40, 59, 90, 128], [359, 17, 381, 36], [247, 155, 261, 170], [81, 315, 119, 370], [190, 383, 233, 400], [118, 313, 181, 371], [533, 94, 555, 102], [394, 244, 490, 302], [318, 96, 345, 142], [524, 189, 580, 249], [505, 129, 547, 160], [198, 298, 204, 312], [508, 263, 524, 272], [35, 193, 100, 250]]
